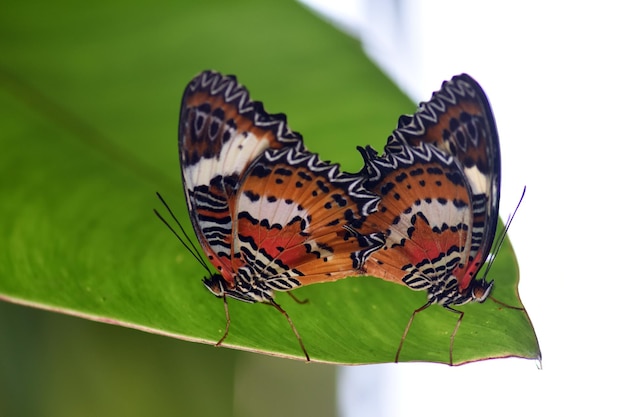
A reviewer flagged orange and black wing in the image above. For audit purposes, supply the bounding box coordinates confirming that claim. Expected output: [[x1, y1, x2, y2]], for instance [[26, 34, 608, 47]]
[[234, 146, 384, 291], [178, 71, 301, 284], [363, 74, 501, 294], [359, 139, 475, 303]]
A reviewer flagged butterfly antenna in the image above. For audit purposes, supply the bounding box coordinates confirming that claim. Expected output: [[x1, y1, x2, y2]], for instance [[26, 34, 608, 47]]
[[482, 186, 526, 279], [154, 192, 210, 271]]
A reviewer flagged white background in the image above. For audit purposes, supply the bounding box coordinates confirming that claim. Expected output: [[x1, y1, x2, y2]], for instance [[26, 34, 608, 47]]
[[299, 1, 626, 415]]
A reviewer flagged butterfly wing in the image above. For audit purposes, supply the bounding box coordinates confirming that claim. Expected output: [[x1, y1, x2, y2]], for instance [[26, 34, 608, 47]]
[[360, 138, 477, 303], [179, 71, 302, 284], [376, 74, 501, 292], [234, 146, 384, 291]]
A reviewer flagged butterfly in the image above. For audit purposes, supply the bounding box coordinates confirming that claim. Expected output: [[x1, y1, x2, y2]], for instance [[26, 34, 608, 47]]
[[174, 70, 384, 361], [357, 74, 503, 364]]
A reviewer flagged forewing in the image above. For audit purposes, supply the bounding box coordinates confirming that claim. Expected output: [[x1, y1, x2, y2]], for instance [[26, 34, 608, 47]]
[[178, 71, 302, 282], [383, 74, 501, 290]]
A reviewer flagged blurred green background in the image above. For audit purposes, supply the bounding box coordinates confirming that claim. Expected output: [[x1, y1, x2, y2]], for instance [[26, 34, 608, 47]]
[[0, 0, 539, 415], [0, 300, 335, 416]]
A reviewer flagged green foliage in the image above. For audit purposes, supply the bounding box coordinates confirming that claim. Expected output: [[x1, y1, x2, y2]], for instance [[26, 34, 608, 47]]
[[0, 0, 539, 370]]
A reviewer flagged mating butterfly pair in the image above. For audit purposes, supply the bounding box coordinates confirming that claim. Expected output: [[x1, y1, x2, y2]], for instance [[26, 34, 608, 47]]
[[168, 70, 501, 363]]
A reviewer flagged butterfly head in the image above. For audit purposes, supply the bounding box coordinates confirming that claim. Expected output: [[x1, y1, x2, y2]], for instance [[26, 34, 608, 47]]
[[202, 273, 227, 297], [428, 276, 494, 307], [466, 278, 494, 303], [202, 273, 256, 303], [202, 268, 278, 304]]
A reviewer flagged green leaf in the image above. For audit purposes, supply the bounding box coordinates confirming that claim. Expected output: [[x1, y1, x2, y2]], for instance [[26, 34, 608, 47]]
[[0, 0, 539, 365]]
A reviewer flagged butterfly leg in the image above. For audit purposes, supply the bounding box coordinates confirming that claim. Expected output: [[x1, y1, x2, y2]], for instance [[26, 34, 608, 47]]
[[267, 299, 310, 362], [444, 305, 465, 366], [489, 295, 524, 310], [395, 300, 434, 362], [216, 296, 231, 346], [286, 291, 309, 305], [487, 296, 542, 367]]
